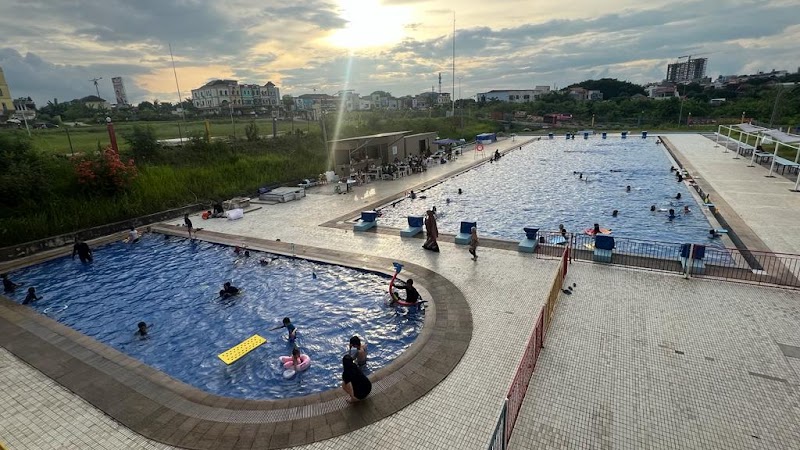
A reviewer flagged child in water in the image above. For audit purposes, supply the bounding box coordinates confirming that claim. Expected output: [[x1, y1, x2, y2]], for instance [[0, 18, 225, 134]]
[[348, 336, 368, 366], [270, 317, 297, 341], [23, 287, 41, 305]]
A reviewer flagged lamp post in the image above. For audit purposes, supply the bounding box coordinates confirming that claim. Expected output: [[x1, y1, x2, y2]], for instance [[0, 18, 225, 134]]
[[458, 76, 463, 129], [741, 111, 745, 124], [687, 112, 692, 127], [230, 103, 236, 138], [106, 116, 118, 151]]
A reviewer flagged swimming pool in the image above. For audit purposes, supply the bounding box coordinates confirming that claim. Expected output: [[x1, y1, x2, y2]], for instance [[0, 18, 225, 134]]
[[378, 138, 718, 245], [5, 235, 422, 400]]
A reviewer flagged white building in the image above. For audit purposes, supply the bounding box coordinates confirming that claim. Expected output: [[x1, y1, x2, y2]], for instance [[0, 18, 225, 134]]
[[646, 83, 679, 100], [191, 79, 280, 112], [476, 87, 550, 103]]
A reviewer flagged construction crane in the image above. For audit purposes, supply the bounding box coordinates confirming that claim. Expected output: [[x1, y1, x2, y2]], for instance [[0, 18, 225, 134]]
[[89, 77, 103, 98]]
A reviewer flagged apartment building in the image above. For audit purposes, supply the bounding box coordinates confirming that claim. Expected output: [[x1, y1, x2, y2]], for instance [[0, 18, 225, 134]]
[[191, 80, 280, 113]]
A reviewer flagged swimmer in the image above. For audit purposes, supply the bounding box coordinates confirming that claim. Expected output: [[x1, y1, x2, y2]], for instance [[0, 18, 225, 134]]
[[676, 173, 683, 182], [135, 322, 149, 337], [684, 206, 691, 214], [670, 166, 676, 172], [650, 205, 656, 212], [270, 317, 297, 341], [668, 209, 676, 219], [390, 278, 421, 305], [409, 190, 416, 200], [446, 198, 451, 205], [127, 226, 140, 243], [289, 347, 302, 370], [626, 186, 631, 192], [234, 246, 242, 255], [23, 287, 41, 305], [244, 250, 250, 257], [458, 188, 463, 195], [579, 173, 583, 180], [612, 210, 619, 217], [348, 336, 368, 366], [675, 193, 682, 200], [72, 240, 93, 263], [219, 282, 240, 298], [2, 274, 22, 292]]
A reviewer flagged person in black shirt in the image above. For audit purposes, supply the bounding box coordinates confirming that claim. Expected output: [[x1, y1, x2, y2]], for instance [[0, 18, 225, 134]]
[[184, 214, 194, 239], [72, 241, 93, 263], [212, 202, 225, 218], [390, 278, 420, 305], [341, 354, 371, 403], [2, 274, 22, 292], [219, 282, 240, 298], [23, 287, 41, 305]]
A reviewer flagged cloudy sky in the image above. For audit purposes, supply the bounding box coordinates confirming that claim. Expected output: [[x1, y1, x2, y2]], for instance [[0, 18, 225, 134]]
[[1, 0, 798, 106]]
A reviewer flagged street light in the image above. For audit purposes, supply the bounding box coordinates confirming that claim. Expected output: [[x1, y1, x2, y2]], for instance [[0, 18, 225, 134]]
[[741, 111, 746, 124]]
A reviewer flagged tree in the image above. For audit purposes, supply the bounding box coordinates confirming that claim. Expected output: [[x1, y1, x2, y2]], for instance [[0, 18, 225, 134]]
[[124, 125, 161, 162], [0, 133, 50, 208], [245, 121, 259, 142]]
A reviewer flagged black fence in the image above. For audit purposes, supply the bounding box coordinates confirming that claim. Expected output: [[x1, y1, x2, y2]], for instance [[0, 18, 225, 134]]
[[535, 230, 800, 289]]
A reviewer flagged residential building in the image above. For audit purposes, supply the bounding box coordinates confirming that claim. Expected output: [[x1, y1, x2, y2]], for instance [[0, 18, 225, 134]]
[[336, 90, 361, 112], [413, 91, 450, 108], [476, 87, 550, 103], [666, 58, 707, 83], [567, 87, 603, 101], [191, 79, 238, 110], [191, 79, 279, 113], [294, 93, 336, 119], [12, 97, 36, 120], [80, 95, 110, 109], [0, 66, 13, 120], [646, 83, 679, 100]]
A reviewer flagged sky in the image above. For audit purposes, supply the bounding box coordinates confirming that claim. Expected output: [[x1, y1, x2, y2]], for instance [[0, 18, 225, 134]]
[[0, 0, 798, 106]]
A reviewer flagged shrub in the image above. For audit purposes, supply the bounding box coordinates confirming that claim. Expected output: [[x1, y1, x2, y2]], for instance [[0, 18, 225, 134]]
[[74, 145, 138, 194], [124, 124, 161, 162], [0, 133, 50, 208]]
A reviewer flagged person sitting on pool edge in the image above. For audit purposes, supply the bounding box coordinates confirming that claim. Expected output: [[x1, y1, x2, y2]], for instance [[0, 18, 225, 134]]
[[592, 223, 601, 235], [341, 354, 371, 404], [2, 274, 23, 292], [219, 282, 240, 298], [270, 317, 297, 341], [127, 226, 140, 243], [212, 202, 225, 218], [348, 336, 368, 366], [23, 287, 41, 305], [390, 278, 420, 305]]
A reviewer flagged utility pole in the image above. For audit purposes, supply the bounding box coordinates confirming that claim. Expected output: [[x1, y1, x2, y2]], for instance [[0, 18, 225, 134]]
[[451, 11, 456, 118]]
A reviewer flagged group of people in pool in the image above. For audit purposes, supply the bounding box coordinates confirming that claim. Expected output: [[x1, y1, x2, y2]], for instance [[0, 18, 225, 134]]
[[2, 274, 41, 305]]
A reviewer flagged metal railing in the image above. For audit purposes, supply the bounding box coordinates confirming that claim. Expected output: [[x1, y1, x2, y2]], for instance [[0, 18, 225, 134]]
[[487, 246, 569, 450]]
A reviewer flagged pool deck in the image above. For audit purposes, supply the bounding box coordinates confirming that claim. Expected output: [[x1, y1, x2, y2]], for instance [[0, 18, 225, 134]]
[[3, 134, 800, 450]]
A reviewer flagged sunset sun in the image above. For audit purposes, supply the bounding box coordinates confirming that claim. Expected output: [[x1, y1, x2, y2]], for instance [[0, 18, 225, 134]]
[[328, 0, 411, 49]]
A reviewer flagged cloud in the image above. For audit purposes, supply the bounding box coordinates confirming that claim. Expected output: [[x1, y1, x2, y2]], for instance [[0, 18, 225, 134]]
[[0, 0, 798, 105]]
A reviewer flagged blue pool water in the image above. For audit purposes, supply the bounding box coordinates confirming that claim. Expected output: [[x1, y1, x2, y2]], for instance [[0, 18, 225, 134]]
[[5, 235, 421, 399], [379, 138, 718, 245]]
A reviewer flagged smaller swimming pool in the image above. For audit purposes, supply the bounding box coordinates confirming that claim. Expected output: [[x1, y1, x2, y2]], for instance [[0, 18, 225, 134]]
[[5, 235, 423, 400]]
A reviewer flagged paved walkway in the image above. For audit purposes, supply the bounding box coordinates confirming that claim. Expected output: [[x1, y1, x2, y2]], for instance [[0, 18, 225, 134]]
[[666, 134, 800, 255], [509, 263, 800, 450]]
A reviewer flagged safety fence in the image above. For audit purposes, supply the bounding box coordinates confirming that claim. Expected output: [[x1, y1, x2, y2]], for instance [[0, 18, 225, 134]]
[[487, 245, 569, 450], [567, 232, 800, 288]]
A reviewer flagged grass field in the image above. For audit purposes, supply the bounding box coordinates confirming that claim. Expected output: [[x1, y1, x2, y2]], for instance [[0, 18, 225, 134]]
[[4, 117, 321, 155]]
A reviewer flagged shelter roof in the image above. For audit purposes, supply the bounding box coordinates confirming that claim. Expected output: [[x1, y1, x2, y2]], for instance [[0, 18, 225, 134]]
[[762, 129, 800, 144], [328, 131, 410, 144], [736, 123, 767, 133]]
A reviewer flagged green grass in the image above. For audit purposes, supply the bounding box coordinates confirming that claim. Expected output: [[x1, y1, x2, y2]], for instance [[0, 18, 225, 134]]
[[6, 118, 320, 156]]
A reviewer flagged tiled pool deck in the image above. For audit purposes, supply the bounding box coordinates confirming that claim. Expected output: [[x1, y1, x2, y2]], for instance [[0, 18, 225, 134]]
[[2, 134, 800, 449]]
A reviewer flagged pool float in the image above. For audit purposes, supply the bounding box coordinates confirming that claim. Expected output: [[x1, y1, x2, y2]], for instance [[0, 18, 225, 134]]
[[386, 262, 427, 309], [280, 354, 311, 379], [584, 228, 612, 236], [43, 304, 68, 315], [217, 334, 266, 365]]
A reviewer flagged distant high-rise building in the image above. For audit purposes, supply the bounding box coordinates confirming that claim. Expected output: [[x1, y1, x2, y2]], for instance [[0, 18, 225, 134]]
[[0, 66, 14, 117], [666, 58, 707, 83], [112, 76, 128, 106]]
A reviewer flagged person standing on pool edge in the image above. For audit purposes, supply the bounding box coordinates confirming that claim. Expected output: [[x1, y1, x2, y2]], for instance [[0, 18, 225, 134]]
[[469, 226, 479, 261], [423, 210, 439, 252], [270, 317, 297, 341], [184, 214, 194, 239]]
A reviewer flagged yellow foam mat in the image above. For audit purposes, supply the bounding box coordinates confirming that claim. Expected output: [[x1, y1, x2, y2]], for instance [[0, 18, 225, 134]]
[[218, 334, 266, 365]]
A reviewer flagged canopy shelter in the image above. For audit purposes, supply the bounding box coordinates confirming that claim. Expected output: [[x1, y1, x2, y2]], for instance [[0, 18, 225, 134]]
[[716, 123, 800, 190], [433, 138, 460, 145], [328, 131, 437, 178]]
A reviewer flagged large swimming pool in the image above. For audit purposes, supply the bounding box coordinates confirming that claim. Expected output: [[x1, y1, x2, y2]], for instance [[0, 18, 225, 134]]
[[378, 137, 717, 245], [5, 235, 421, 399]]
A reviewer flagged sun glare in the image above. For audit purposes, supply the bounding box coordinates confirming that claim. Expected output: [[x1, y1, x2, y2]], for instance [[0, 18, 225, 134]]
[[328, 0, 411, 49]]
